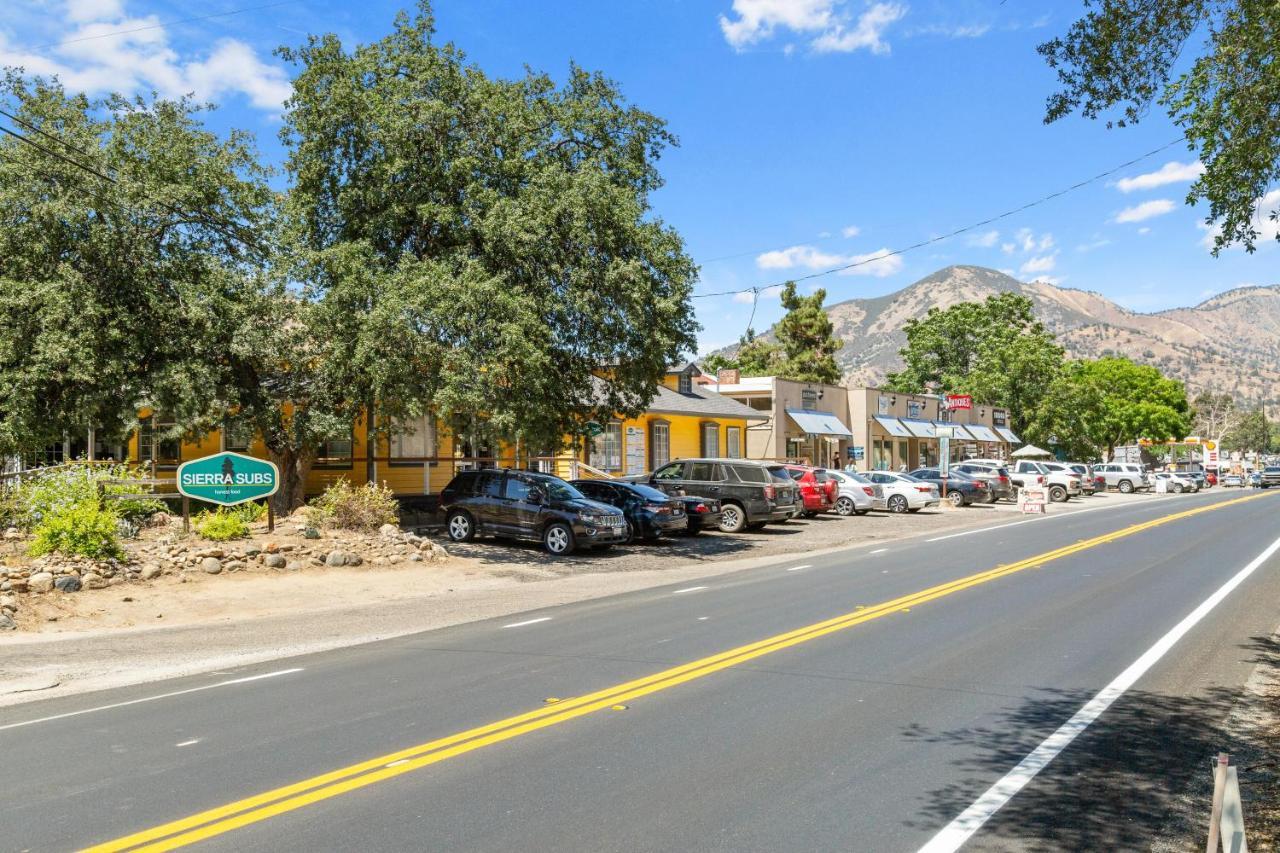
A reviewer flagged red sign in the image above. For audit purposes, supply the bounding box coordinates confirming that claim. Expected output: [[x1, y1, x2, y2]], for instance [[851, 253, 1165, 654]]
[[945, 394, 972, 410]]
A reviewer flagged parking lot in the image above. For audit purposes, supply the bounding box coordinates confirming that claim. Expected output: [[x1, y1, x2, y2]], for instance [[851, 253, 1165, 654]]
[[428, 489, 1186, 578]]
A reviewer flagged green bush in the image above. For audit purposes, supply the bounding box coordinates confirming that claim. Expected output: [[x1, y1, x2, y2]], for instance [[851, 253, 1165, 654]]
[[308, 480, 399, 532], [29, 502, 123, 559], [231, 501, 268, 524], [193, 508, 251, 541], [10, 463, 165, 530]]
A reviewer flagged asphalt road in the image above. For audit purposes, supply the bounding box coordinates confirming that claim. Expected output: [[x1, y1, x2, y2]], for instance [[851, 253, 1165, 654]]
[[3, 488, 1279, 852]]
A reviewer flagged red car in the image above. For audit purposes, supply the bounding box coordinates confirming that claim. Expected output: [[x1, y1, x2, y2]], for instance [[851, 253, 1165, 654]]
[[781, 464, 835, 516]]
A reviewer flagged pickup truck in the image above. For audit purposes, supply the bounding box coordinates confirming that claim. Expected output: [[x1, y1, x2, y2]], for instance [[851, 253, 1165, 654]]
[[1261, 466, 1280, 488]]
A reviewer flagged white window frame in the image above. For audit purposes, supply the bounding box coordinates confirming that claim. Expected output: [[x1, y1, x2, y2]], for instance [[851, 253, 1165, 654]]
[[650, 421, 670, 470], [726, 426, 742, 458], [702, 422, 720, 457]]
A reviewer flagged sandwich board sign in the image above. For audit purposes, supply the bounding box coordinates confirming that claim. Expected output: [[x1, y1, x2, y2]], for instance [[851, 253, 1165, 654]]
[[176, 452, 279, 507]]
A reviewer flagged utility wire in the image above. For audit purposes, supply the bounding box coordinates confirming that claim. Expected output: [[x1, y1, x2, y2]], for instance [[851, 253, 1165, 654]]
[[25, 1, 299, 51], [692, 136, 1186, 300]]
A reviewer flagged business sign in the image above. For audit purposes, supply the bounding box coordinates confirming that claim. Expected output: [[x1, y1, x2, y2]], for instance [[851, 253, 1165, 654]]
[[848, 446, 865, 461], [939, 435, 950, 476], [945, 394, 973, 411], [583, 421, 605, 438], [1018, 486, 1047, 514], [624, 426, 646, 476], [176, 452, 279, 506]]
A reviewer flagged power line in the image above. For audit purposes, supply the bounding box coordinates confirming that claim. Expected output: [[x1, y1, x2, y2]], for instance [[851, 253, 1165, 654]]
[[25, 1, 299, 51], [692, 136, 1187, 300]]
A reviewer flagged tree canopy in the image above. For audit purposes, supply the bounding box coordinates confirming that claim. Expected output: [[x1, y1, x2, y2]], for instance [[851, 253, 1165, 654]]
[[884, 292, 1064, 434], [772, 282, 843, 384], [1040, 1, 1280, 253], [1224, 408, 1272, 452]]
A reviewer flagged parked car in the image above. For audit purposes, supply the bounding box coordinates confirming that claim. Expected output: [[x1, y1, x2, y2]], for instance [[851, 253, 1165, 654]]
[[952, 461, 1014, 502], [865, 471, 941, 513], [571, 479, 688, 543], [1260, 466, 1280, 488], [1153, 472, 1199, 493], [1206, 471, 1218, 486], [966, 458, 1044, 492], [1248, 471, 1262, 488], [1222, 472, 1245, 487], [1034, 462, 1084, 502], [828, 470, 876, 516], [627, 458, 800, 533], [440, 469, 626, 555], [1065, 463, 1103, 495], [908, 468, 992, 507], [781, 464, 835, 517], [1094, 462, 1152, 494], [671, 494, 723, 534]]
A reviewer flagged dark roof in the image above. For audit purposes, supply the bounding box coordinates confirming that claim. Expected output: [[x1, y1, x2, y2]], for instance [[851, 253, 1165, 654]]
[[591, 375, 765, 420], [666, 361, 702, 375]]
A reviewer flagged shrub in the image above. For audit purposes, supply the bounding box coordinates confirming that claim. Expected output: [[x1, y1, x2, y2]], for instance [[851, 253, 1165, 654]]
[[193, 508, 251, 541], [308, 480, 399, 532], [231, 501, 267, 524], [11, 463, 165, 530], [29, 502, 123, 559]]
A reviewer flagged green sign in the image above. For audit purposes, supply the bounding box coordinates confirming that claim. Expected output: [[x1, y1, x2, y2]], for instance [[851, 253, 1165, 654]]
[[176, 452, 279, 506], [584, 421, 605, 438]]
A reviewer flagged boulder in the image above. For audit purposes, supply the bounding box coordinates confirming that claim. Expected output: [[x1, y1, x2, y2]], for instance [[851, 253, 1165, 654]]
[[223, 560, 246, 573], [263, 554, 287, 569], [81, 572, 107, 590], [27, 572, 54, 593], [53, 576, 82, 593], [0, 612, 14, 630], [141, 564, 164, 580], [4, 526, 23, 540], [325, 551, 347, 567], [200, 557, 223, 575], [196, 548, 225, 559], [379, 523, 401, 539]]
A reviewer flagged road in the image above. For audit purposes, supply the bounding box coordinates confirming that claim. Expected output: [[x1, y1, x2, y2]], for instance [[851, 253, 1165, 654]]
[[3, 488, 1279, 851]]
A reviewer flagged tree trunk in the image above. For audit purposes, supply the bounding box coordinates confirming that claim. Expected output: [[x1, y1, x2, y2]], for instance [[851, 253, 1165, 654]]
[[267, 445, 315, 515]]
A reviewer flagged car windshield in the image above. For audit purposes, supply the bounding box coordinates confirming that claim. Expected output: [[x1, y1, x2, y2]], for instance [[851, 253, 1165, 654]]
[[766, 466, 793, 483], [533, 477, 584, 502]]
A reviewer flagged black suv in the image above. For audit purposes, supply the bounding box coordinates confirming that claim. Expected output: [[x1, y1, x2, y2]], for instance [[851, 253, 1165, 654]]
[[571, 480, 687, 543], [625, 458, 799, 533], [440, 469, 626, 555]]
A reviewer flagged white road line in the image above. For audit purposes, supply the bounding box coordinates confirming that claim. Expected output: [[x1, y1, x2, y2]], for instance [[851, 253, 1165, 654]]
[[870, 548, 888, 554], [175, 739, 201, 747], [787, 564, 812, 572], [672, 586, 707, 594], [0, 668, 304, 733], [502, 617, 551, 628], [918, 530, 1280, 853]]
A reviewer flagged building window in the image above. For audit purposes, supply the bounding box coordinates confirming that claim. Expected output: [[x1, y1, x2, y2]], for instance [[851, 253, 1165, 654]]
[[801, 388, 819, 409], [650, 420, 670, 470], [786, 437, 805, 461], [701, 422, 720, 457], [138, 414, 181, 466], [907, 400, 923, 419], [993, 410, 1008, 427], [591, 422, 623, 471], [747, 396, 772, 411], [877, 396, 891, 415], [389, 415, 436, 465], [678, 372, 692, 394], [223, 416, 253, 452], [317, 430, 354, 468], [726, 426, 741, 458]]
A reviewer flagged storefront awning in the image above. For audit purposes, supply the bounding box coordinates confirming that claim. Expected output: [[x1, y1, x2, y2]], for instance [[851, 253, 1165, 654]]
[[786, 409, 854, 438], [935, 422, 979, 441], [899, 418, 937, 438], [995, 427, 1021, 443], [873, 416, 913, 438], [966, 424, 1001, 443]]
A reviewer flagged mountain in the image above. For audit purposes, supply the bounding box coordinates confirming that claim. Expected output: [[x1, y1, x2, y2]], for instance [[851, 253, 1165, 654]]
[[715, 265, 1280, 413]]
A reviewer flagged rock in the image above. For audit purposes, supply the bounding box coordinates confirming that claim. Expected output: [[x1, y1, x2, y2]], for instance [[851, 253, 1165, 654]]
[[325, 551, 347, 567], [53, 576, 82, 593], [141, 564, 163, 580], [5, 580, 23, 593], [408, 552, 423, 563], [27, 572, 54, 593], [263, 554, 287, 569], [81, 572, 107, 590], [107, 576, 125, 586], [0, 612, 14, 630], [242, 546, 262, 557], [265, 542, 280, 553], [224, 560, 246, 573], [379, 523, 400, 539], [196, 548, 225, 559], [347, 554, 363, 567], [200, 557, 223, 575], [4, 526, 22, 540], [0, 594, 16, 609]]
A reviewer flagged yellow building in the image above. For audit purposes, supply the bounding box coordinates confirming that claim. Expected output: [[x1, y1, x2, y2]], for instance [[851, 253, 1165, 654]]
[[130, 364, 762, 497]]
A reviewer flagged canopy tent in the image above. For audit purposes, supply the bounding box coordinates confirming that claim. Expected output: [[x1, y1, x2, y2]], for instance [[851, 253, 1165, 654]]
[[1011, 444, 1052, 458], [786, 409, 854, 438]]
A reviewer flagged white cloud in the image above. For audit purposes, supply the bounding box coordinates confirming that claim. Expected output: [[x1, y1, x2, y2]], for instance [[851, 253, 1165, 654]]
[[1138, 227, 1152, 235], [837, 247, 903, 277], [733, 284, 785, 303], [1029, 275, 1064, 286], [1019, 253, 1057, 275], [720, 0, 906, 54], [908, 22, 991, 38], [1200, 188, 1280, 250], [1115, 199, 1177, 223], [0, 0, 291, 112], [841, 224, 861, 238], [1000, 242, 1015, 255], [1013, 227, 1054, 253], [1076, 237, 1111, 253], [967, 229, 999, 248], [1115, 161, 1205, 193]]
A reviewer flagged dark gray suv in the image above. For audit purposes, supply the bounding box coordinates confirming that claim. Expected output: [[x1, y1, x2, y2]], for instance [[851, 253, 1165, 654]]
[[627, 458, 799, 533]]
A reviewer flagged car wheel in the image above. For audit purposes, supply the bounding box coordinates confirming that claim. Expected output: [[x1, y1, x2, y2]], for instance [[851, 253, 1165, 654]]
[[1173, 483, 1184, 493], [446, 510, 476, 542], [947, 491, 965, 508], [1118, 480, 1134, 494], [622, 521, 637, 545], [888, 494, 908, 514], [543, 522, 575, 556], [718, 503, 747, 533], [1049, 485, 1067, 502], [835, 496, 855, 516]]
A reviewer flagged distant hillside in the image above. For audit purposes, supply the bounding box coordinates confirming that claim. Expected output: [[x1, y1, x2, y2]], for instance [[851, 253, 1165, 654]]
[[714, 265, 1280, 414]]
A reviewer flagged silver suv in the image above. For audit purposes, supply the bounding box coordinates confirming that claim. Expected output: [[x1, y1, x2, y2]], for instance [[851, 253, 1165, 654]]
[[1094, 463, 1151, 493]]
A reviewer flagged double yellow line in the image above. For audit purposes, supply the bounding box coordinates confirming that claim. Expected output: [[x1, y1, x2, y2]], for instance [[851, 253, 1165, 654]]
[[86, 491, 1274, 852]]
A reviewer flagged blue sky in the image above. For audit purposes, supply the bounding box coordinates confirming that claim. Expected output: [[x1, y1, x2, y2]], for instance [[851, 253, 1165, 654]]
[[4, 0, 1277, 355]]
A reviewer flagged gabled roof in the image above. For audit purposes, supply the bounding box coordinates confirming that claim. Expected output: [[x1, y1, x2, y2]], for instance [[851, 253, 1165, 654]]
[[592, 375, 765, 420]]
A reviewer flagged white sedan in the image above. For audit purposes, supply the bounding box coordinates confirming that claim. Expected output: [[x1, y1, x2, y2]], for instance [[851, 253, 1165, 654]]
[[828, 470, 877, 516], [865, 471, 941, 513], [1154, 471, 1200, 493]]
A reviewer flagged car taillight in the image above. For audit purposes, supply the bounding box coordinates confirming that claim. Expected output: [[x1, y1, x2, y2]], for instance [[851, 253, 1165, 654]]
[[862, 486, 874, 496], [694, 503, 708, 513], [764, 484, 776, 500], [916, 485, 932, 493], [645, 503, 670, 514]]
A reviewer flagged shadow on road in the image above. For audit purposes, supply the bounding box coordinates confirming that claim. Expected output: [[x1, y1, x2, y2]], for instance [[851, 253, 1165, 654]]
[[904, 634, 1280, 850]]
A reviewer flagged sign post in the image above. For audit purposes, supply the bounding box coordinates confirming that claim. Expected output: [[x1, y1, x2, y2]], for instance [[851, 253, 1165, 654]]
[[175, 452, 281, 531], [935, 426, 954, 503]]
